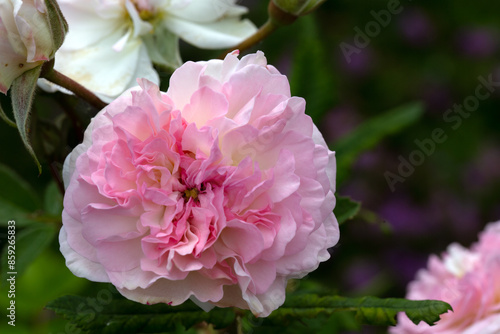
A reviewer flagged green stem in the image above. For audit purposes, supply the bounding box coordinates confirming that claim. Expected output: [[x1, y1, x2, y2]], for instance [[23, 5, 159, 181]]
[[219, 19, 278, 59], [57, 96, 84, 142], [40, 62, 107, 110], [219, 2, 299, 58], [48, 160, 65, 196], [27, 212, 62, 224]]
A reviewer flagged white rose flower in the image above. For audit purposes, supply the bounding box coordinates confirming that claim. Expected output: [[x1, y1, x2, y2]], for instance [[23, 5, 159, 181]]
[[43, 0, 257, 101]]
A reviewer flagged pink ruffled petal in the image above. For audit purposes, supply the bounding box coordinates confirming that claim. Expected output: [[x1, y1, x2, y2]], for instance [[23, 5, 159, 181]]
[[61, 51, 338, 318]]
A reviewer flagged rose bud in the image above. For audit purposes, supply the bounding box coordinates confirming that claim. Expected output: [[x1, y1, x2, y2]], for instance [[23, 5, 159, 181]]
[[0, 0, 64, 94]]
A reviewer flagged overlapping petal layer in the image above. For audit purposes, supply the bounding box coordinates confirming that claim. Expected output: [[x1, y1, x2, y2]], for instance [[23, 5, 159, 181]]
[[61, 51, 338, 317], [391, 221, 500, 333]]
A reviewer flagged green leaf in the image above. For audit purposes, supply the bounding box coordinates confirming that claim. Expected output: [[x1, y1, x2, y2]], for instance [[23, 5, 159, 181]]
[[0, 249, 88, 325], [243, 311, 359, 334], [358, 208, 393, 234], [334, 196, 361, 225], [317, 311, 361, 334], [267, 294, 452, 327], [0, 102, 16, 127], [290, 15, 336, 122], [46, 296, 235, 334], [1, 224, 56, 283], [11, 65, 43, 174], [44, 181, 63, 216], [46, 294, 452, 333], [334, 102, 424, 184], [143, 24, 182, 73], [44, 0, 68, 53], [0, 163, 41, 211], [0, 199, 43, 228]]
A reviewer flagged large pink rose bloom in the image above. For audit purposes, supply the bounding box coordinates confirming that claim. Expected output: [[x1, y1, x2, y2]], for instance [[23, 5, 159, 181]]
[[60, 51, 339, 317], [391, 221, 500, 333]]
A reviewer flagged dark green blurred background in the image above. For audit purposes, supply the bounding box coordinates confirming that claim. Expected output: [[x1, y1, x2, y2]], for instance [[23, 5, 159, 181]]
[[1, 0, 500, 333]]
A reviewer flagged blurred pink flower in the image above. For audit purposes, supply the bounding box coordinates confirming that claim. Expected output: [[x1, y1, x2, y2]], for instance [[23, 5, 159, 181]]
[[391, 221, 500, 333], [60, 51, 339, 317]]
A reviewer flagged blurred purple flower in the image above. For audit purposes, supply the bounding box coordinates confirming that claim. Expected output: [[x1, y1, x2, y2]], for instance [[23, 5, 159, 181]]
[[354, 149, 386, 170], [378, 195, 433, 235], [385, 251, 428, 286], [463, 144, 500, 192], [340, 179, 376, 206], [397, 8, 435, 47], [321, 105, 361, 142], [343, 259, 381, 292], [338, 46, 375, 76], [419, 80, 454, 113], [428, 190, 480, 240], [456, 27, 498, 59]]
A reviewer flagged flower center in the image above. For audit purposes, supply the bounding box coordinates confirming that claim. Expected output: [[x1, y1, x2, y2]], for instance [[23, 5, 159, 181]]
[[138, 8, 155, 21], [130, 0, 156, 21], [183, 188, 199, 202]]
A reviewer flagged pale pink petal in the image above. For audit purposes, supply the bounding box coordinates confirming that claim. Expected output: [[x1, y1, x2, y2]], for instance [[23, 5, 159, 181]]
[[59, 220, 109, 282], [462, 313, 500, 334], [220, 220, 266, 262], [166, 61, 205, 109], [0, 1, 45, 93], [118, 273, 227, 305], [14, 1, 52, 62], [181, 86, 229, 128], [391, 221, 500, 333], [81, 204, 143, 244], [96, 237, 143, 271], [61, 51, 338, 318]]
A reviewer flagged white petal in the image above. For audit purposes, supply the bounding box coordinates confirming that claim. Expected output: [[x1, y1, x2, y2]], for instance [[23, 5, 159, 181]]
[[62, 125, 94, 188], [168, 0, 248, 23], [57, 0, 125, 51], [125, 0, 153, 38], [312, 124, 336, 192], [164, 16, 256, 49], [54, 31, 158, 101], [112, 29, 132, 52], [59, 225, 109, 282], [444, 243, 480, 278], [0, 33, 41, 94]]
